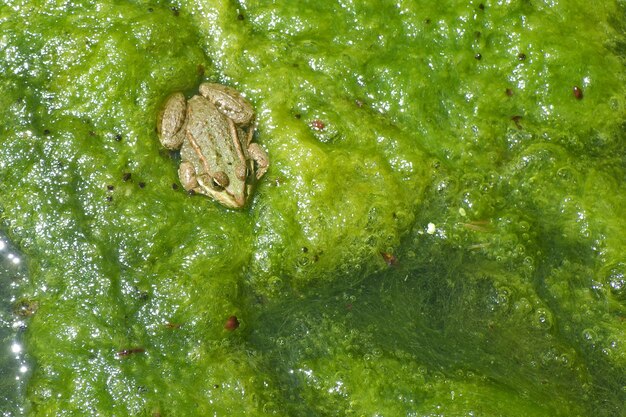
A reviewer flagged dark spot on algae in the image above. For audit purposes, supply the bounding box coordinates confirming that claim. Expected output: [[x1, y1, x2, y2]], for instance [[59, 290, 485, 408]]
[[117, 347, 145, 358], [573, 86, 583, 99], [224, 316, 240, 331]]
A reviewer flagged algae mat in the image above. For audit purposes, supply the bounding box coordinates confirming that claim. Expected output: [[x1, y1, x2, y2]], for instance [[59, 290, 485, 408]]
[[0, 1, 625, 416]]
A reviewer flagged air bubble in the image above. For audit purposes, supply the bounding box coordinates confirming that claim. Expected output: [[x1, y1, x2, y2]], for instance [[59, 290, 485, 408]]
[[266, 276, 284, 296], [582, 328, 597, 345], [295, 255, 310, 268], [556, 166, 576, 182], [514, 297, 532, 315], [494, 287, 511, 309], [606, 262, 626, 300], [558, 353, 572, 366], [517, 221, 530, 232], [533, 308, 553, 330]]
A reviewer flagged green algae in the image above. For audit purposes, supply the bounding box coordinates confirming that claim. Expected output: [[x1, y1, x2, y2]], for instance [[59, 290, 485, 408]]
[[0, 0, 625, 415]]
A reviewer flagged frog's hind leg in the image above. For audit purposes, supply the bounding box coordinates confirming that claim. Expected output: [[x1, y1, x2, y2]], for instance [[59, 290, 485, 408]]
[[158, 92, 187, 150], [227, 118, 247, 163], [244, 121, 256, 146], [241, 120, 268, 179]]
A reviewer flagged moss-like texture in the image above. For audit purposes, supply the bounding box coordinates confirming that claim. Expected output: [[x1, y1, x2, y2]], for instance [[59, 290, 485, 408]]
[[0, 0, 625, 415]]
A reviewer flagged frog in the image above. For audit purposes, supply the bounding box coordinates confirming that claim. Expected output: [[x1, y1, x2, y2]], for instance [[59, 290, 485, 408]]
[[157, 83, 269, 209]]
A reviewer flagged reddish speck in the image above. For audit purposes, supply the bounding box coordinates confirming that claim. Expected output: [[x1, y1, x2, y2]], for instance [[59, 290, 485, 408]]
[[573, 86, 583, 100], [380, 252, 398, 266], [117, 347, 145, 357], [310, 119, 326, 130], [224, 315, 240, 331]]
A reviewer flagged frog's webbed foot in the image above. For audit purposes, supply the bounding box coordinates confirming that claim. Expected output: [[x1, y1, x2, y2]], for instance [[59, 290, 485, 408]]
[[248, 143, 269, 179]]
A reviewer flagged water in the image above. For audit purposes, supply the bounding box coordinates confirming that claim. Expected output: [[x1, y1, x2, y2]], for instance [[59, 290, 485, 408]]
[[0, 233, 29, 416]]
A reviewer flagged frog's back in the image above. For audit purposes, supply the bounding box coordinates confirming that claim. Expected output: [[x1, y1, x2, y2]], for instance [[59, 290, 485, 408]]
[[183, 95, 241, 178]]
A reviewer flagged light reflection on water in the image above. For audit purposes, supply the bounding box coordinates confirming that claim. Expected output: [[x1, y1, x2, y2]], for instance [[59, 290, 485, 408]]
[[0, 232, 29, 417]]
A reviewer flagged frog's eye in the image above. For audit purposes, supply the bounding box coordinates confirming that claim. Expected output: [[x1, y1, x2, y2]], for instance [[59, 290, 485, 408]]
[[211, 171, 230, 189]]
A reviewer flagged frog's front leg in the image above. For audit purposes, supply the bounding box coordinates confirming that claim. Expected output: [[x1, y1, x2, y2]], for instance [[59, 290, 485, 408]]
[[180, 160, 231, 194], [178, 161, 199, 191], [248, 143, 269, 179]]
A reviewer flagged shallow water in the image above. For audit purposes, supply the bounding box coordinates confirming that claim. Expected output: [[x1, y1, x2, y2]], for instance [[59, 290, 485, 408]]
[[0, 233, 29, 417]]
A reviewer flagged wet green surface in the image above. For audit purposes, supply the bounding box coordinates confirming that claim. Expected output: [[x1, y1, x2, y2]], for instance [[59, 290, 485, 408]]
[[0, 0, 625, 415]]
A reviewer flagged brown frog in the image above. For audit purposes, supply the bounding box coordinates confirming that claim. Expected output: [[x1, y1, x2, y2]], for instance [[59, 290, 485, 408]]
[[157, 83, 269, 208]]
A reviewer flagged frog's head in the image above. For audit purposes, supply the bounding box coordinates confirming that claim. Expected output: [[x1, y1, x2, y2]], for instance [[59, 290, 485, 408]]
[[196, 163, 254, 209]]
